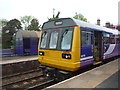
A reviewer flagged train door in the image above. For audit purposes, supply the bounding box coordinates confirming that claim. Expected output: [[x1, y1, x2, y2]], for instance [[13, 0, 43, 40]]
[[93, 31, 103, 64], [23, 38, 30, 55], [80, 29, 94, 67]]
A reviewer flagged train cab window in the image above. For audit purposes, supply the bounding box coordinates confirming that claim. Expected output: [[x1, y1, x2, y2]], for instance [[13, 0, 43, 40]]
[[49, 31, 58, 49], [40, 31, 48, 48], [81, 30, 92, 46], [61, 30, 73, 50]]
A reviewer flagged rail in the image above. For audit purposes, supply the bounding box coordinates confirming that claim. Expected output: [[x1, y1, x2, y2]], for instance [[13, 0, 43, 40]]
[[2, 70, 43, 88]]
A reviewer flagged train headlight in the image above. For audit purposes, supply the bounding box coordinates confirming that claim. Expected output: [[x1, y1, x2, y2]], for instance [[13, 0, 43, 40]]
[[62, 53, 71, 59], [39, 51, 44, 56]]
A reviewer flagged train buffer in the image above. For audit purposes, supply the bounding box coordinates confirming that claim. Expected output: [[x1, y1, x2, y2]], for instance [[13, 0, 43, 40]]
[[46, 58, 119, 89]]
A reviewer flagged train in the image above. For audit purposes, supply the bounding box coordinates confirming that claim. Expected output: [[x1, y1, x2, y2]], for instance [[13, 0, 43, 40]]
[[15, 30, 41, 55], [1, 31, 41, 56], [38, 18, 120, 79]]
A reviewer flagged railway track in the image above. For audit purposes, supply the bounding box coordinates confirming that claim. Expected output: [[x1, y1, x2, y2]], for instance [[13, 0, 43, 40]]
[[27, 57, 119, 89], [2, 69, 43, 89], [26, 79, 55, 90], [2, 56, 119, 89], [2, 67, 56, 90], [2, 69, 41, 79], [2, 75, 52, 89]]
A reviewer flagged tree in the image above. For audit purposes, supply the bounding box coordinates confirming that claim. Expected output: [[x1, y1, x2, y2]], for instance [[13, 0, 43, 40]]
[[4, 19, 22, 36], [73, 13, 87, 22], [2, 19, 22, 49], [0, 19, 8, 30], [0, 19, 8, 49], [48, 9, 60, 21], [28, 18, 40, 31], [20, 16, 34, 30]]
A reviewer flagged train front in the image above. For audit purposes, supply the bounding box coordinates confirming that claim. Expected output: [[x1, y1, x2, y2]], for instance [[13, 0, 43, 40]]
[[38, 18, 80, 76]]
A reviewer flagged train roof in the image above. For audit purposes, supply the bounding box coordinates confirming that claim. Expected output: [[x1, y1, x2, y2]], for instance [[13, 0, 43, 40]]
[[16, 30, 41, 39], [42, 18, 119, 35]]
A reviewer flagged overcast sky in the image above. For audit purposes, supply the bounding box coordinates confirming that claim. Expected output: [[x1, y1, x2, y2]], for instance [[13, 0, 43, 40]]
[[0, 0, 119, 26]]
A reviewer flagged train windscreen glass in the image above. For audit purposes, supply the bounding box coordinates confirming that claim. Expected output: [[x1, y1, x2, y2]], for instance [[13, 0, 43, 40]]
[[61, 30, 73, 50], [40, 31, 48, 48], [49, 31, 58, 49], [40, 27, 73, 51]]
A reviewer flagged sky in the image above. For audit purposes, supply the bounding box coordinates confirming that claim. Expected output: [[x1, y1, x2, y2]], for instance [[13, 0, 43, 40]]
[[0, 0, 119, 26]]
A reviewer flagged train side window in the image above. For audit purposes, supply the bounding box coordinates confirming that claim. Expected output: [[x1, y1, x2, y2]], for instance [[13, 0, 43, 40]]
[[116, 38, 119, 44], [119, 36, 120, 44], [110, 35, 115, 44], [104, 37, 110, 44], [81, 30, 92, 46], [103, 33, 110, 44], [49, 31, 58, 49], [115, 35, 120, 44]]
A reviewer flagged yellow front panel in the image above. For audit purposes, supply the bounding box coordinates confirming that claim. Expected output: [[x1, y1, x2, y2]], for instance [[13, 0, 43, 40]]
[[38, 26, 80, 71]]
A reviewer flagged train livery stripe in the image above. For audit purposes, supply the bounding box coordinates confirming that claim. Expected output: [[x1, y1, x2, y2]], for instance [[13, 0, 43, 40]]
[[80, 56, 93, 61], [104, 44, 116, 55]]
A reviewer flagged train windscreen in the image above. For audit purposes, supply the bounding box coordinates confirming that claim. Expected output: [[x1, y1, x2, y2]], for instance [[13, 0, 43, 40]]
[[40, 27, 74, 51], [61, 30, 73, 50]]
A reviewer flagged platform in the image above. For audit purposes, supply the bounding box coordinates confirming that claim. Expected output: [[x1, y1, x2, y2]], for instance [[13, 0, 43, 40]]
[[1, 55, 40, 77], [0, 55, 38, 64], [95, 70, 119, 88], [46, 58, 119, 89]]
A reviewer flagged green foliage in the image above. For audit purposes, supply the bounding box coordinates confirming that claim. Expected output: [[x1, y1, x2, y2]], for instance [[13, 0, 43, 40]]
[[20, 16, 34, 30], [73, 13, 87, 22], [0, 19, 8, 29], [28, 18, 40, 31], [2, 32, 12, 49], [2, 19, 22, 49], [1, 16, 42, 49]]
